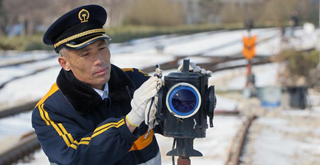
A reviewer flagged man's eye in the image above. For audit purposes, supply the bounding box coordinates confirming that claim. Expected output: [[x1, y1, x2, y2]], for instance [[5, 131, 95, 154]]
[[99, 47, 106, 50], [82, 53, 89, 56]]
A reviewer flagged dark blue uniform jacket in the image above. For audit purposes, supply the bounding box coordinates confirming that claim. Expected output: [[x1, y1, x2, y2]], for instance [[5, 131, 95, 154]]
[[32, 64, 162, 165]]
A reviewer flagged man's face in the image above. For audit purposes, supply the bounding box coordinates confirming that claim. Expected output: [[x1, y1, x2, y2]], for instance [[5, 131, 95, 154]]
[[60, 40, 111, 90]]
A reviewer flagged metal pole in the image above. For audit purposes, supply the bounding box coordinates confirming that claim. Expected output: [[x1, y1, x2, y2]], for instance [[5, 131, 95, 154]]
[[246, 59, 252, 88], [246, 30, 252, 87], [177, 157, 191, 165], [318, 0, 320, 68]]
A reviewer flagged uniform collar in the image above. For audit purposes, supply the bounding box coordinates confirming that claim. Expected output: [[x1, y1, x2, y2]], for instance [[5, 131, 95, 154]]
[[56, 64, 136, 115], [93, 83, 109, 99]]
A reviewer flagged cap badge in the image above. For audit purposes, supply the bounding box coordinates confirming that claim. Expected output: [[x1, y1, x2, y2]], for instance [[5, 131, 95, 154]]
[[78, 9, 90, 23]]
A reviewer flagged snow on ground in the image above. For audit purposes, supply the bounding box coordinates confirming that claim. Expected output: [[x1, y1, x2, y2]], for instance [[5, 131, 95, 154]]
[[241, 109, 320, 165], [0, 67, 60, 109], [203, 28, 280, 56], [0, 51, 55, 67], [111, 52, 175, 69], [255, 36, 281, 56], [109, 31, 218, 54], [164, 29, 247, 56], [288, 27, 319, 51], [0, 56, 59, 85], [0, 112, 34, 155], [209, 63, 280, 92]]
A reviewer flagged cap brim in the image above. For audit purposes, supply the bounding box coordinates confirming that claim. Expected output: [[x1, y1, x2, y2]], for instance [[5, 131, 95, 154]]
[[65, 35, 111, 50]]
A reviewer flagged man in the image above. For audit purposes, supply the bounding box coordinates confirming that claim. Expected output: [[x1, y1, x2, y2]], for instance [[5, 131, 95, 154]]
[[290, 11, 299, 37], [32, 4, 162, 165]]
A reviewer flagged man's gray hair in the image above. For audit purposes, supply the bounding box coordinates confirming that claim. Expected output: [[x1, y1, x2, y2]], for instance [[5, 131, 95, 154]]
[[59, 47, 67, 57]]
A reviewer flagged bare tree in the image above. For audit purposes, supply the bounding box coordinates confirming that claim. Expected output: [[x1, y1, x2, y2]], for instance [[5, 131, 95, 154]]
[[259, 0, 300, 27], [0, 0, 55, 36], [199, 0, 222, 24], [123, 0, 184, 26]]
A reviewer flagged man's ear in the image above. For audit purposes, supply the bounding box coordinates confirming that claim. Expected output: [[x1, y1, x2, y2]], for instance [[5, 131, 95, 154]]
[[58, 56, 71, 71]]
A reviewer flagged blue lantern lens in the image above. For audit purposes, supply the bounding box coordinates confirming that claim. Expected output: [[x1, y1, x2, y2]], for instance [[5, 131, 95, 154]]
[[167, 84, 200, 118], [171, 89, 197, 113]]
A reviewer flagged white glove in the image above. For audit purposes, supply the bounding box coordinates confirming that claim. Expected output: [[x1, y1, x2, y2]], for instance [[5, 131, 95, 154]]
[[144, 67, 163, 138], [144, 66, 162, 129], [126, 76, 160, 127], [177, 61, 212, 75], [144, 94, 159, 129]]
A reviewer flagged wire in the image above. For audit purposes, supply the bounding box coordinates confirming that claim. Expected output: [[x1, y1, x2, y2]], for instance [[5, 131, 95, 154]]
[[172, 139, 176, 165]]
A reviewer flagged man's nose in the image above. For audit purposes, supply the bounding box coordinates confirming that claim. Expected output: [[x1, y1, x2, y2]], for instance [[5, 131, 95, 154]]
[[94, 52, 104, 65]]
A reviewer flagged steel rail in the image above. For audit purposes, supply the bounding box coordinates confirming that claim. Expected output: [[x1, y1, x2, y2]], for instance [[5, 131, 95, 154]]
[[0, 132, 41, 165]]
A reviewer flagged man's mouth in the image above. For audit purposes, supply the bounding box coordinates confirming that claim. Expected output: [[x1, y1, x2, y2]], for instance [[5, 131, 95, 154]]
[[94, 68, 107, 76]]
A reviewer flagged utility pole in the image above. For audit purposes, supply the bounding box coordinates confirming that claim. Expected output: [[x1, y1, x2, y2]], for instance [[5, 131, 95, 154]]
[[318, 0, 320, 68]]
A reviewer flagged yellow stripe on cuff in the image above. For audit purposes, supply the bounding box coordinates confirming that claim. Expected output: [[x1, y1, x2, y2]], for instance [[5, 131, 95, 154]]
[[94, 119, 124, 133], [79, 141, 90, 145], [92, 120, 125, 138], [81, 137, 91, 141]]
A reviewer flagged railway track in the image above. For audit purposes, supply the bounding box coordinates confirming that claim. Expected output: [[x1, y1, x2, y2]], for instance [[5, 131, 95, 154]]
[[0, 101, 38, 119], [226, 115, 257, 165], [0, 132, 41, 165]]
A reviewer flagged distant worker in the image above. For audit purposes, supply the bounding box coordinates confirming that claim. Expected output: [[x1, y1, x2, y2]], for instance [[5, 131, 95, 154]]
[[290, 11, 299, 36], [31, 4, 163, 164], [245, 18, 254, 34]]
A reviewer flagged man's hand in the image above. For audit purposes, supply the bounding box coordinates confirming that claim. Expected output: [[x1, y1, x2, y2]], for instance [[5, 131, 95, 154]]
[[126, 76, 161, 128]]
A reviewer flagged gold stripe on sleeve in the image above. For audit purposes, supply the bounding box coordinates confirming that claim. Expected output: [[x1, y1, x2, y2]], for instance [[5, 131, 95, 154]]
[[79, 141, 90, 145], [70, 144, 77, 150], [94, 119, 124, 133], [39, 104, 71, 147], [62, 134, 71, 146], [38, 104, 50, 126], [81, 137, 91, 141], [38, 105, 126, 150], [58, 123, 75, 143], [67, 133, 74, 142], [58, 123, 68, 134], [92, 120, 125, 138]]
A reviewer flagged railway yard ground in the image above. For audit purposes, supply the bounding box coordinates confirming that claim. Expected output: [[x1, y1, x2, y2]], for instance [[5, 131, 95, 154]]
[[1, 27, 320, 165]]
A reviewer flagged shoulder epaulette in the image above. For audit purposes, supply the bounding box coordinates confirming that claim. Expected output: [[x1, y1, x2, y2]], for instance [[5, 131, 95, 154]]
[[122, 68, 149, 77]]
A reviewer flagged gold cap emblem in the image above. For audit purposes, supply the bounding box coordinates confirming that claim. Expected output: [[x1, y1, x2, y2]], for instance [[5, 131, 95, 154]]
[[78, 9, 90, 23]]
